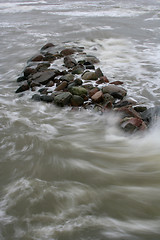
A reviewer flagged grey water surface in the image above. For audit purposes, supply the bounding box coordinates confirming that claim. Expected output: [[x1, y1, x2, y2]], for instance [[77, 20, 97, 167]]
[[0, 0, 160, 239]]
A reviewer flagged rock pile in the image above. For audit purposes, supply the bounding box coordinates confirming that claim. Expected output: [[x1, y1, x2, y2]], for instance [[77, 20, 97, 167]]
[[16, 42, 157, 133]]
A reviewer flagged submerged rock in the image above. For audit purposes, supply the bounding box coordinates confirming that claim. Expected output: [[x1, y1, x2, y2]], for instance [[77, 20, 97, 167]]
[[54, 92, 72, 106]]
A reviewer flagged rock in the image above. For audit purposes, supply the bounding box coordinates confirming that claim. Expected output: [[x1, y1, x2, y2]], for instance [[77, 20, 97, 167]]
[[17, 76, 26, 82], [23, 67, 37, 78], [32, 94, 41, 101], [60, 48, 75, 56], [91, 91, 103, 103], [46, 80, 54, 87], [29, 54, 44, 62], [82, 84, 94, 90], [41, 43, 55, 51], [38, 88, 48, 95], [64, 56, 77, 68], [30, 81, 41, 88], [114, 99, 137, 108], [60, 73, 74, 82], [54, 92, 72, 106], [72, 65, 84, 74], [120, 117, 147, 133], [110, 81, 124, 85], [95, 68, 103, 78], [55, 81, 68, 91], [103, 93, 115, 104], [36, 62, 50, 72], [134, 106, 147, 113], [15, 81, 29, 93], [43, 53, 56, 62], [82, 71, 98, 80], [40, 95, 54, 103], [102, 85, 127, 99], [70, 95, 84, 106], [29, 70, 59, 85], [89, 87, 99, 97], [96, 76, 109, 84], [85, 55, 100, 64], [115, 106, 141, 119], [70, 86, 88, 97]]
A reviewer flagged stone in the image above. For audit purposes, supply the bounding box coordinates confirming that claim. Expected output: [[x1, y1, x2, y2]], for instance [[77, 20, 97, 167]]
[[70, 86, 88, 97], [46, 80, 54, 87], [55, 81, 68, 91], [72, 65, 84, 74], [23, 67, 37, 78], [91, 91, 103, 103], [95, 68, 103, 78], [36, 62, 50, 72], [134, 106, 147, 113], [17, 76, 26, 82], [114, 99, 137, 108], [60, 73, 74, 82], [102, 85, 127, 99], [82, 84, 94, 90], [110, 81, 124, 85], [29, 54, 44, 62], [103, 93, 115, 104], [96, 76, 109, 84], [60, 48, 75, 56], [43, 53, 56, 62], [15, 81, 29, 93], [40, 95, 54, 103], [32, 94, 41, 101], [54, 92, 72, 106], [85, 55, 100, 64], [70, 95, 84, 106], [141, 106, 160, 124], [41, 43, 55, 51], [82, 71, 98, 80], [115, 106, 141, 119], [64, 56, 77, 68], [120, 117, 147, 133], [29, 70, 59, 85], [89, 87, 99, 97]]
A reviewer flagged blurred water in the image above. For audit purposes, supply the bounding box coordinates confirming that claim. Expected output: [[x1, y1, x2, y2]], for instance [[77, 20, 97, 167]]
[[0, 0, 160, 239]]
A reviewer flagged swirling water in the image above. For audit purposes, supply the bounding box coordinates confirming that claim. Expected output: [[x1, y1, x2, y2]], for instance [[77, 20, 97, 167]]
[[0, 0, 160, 239]]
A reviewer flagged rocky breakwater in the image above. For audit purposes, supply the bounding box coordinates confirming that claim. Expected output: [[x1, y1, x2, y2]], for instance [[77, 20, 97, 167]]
[[16, 42, 156, 133]]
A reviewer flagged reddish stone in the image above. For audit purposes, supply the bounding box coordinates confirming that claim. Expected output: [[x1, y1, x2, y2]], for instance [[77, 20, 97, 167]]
[[31, 55, 44, 62], [115, 106, 141, 119], [60, 48, 75, 56], [89, 87, 99, 98], [99, 76, 109, 83], [41, 43, 55, 51], [55, 81, 68, 91], [110, 81, 123, 85], [91, 91, 103, 103], [121, 117, 147, 132]]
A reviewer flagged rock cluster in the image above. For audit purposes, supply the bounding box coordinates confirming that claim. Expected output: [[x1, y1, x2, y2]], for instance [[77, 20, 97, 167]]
[[16, 42, 157, 133]]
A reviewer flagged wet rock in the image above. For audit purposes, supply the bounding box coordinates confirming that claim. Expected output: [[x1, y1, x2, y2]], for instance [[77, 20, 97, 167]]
[[43, 53, 56, 62], [40, 95, 54, 103], [82, 84, 94, 90], [29, 54, 44, 62], [60, 48, 75, 56], [38, 88, 48, 95], [54, 92, 72, 106], [70, 95, 84, 106], [72, 65, 84, 74], [17, 76, 26, 82], [46, 80, 54, 87], [102, 85, 127, 99], [115, 106, 141, 119], [110, 81, 124, 85], [15, 81, 29, 93], [23, 67, 37, 78], [29, 70, 59, 85], [91, 91, 103, 103], [95, 68, 103, 78], [32, 94, 41, 101], [134, 106, 147, 113], [82, 71, 98, 81], [70, 86, 88, 97], [36, 62, 50, 72], [141, 106, 160, 124], [96, 76, 109, 84], [60, 73, 74, 82], [55, 81, 68, 91], [120, 117, 147, 133], [30, 81, 41, 88], [41, 43, 55, 51], [103, 93, 115, 104], [85, 55, 100, 64], [114, 99, 137, 108], [64, 56, 77, 68], [89, 87, 99, 98]]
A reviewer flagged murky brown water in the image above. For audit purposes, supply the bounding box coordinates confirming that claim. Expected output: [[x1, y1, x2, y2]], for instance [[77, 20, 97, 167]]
[[0, 0, 160, 239]]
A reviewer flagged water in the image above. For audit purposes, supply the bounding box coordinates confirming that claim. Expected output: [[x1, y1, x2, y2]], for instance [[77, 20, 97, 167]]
[[0, 0, 160, 239]]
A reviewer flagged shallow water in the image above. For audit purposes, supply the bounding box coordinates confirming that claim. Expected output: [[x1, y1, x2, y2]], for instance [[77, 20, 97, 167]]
[[0, 0, 160, 239]]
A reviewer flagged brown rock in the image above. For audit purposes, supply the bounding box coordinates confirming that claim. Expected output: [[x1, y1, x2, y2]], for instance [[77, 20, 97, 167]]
[[110, 81, 123, 85], [120, 117, 147, 132], [41, 43, 55, 51], [64, 56, 77, 68], [96, 76, 109, 84], [91, 91, 103, 103], [29, 70, 59, 85], [60, 48, 75, 56], [82, 71, 98, 80], [30, 54, 44, 62], [15, 81, 29, 93], [55, 81, 68, 91], [89, 87, 99, 97], [102, 85, 127, 99]]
